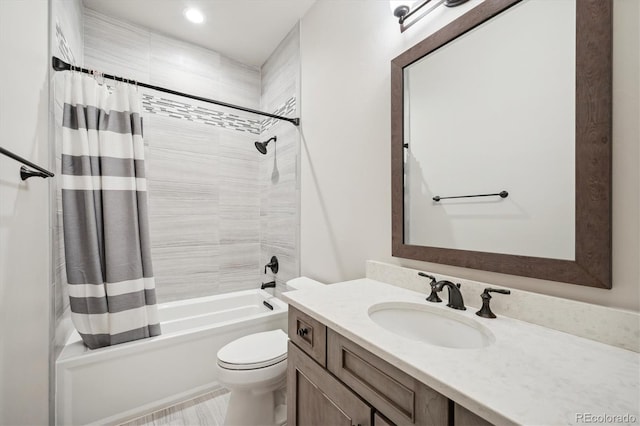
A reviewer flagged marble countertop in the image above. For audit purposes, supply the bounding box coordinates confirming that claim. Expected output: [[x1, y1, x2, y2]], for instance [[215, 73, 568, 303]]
[[282, 279, 640, 426]]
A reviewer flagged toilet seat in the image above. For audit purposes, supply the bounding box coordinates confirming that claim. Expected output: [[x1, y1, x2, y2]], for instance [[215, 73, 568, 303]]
[[217, 329, 288, 371]]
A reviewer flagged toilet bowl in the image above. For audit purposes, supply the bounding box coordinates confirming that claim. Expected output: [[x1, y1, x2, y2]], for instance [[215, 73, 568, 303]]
[[217, 329, 288, 426], [216, 277, 325, 426]]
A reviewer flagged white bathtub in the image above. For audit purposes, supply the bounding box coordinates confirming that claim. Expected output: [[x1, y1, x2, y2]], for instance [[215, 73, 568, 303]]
[[56, 290, 288, 425]]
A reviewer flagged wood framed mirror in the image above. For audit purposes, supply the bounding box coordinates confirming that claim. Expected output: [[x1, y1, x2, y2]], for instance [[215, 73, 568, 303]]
[[391, 0, 612, 288]]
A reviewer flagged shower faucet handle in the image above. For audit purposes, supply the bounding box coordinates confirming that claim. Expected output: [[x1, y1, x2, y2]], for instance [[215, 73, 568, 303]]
[[264, 256, 279, 274]]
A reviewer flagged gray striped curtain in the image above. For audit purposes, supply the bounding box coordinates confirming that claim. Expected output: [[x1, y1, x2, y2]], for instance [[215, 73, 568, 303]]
[[61, 73, 160, 349]]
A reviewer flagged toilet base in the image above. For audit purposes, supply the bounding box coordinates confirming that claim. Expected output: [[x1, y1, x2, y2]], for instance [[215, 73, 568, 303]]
[[224, 387, 286, 426]]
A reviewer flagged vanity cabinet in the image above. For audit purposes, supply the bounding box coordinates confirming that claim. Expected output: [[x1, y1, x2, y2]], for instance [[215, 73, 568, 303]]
[[453, 404, 493, 426], [287, 307, 494, 426], [288, 342, 371, 426]]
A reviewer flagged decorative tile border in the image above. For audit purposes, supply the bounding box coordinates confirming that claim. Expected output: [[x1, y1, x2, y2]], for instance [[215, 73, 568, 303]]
[[141, 94, 262, 134], [56, 21, 296, 136], [261, 97, 297, 132], [55, 21, 77, 65], [140, 94, 297, 135]]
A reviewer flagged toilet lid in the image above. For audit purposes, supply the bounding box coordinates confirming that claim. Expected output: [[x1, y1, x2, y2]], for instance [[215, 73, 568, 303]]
[[217, 329, 288, 370]]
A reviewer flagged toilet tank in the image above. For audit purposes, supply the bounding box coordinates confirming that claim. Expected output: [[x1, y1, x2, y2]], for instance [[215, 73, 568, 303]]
[[285, 277, 325, 292]]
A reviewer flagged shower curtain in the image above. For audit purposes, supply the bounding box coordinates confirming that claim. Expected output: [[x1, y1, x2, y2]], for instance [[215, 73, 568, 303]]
[[61, 73, 160, 349]]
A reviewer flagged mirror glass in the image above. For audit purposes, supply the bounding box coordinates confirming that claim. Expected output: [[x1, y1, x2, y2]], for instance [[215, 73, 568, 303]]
[[391, 0, 612, 288], [403, 0, 576, 260]]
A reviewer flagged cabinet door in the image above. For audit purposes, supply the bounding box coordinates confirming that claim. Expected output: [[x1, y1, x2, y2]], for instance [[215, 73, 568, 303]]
[[374, 413, 395, 426], [288, 342, 372, 426], [454, 403, 494, 426], [327, 330, 448, 425]]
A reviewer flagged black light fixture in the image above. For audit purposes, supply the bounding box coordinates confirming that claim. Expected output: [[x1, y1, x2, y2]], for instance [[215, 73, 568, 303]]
[[391, 1, 412, 24], [391, 0, 471, 32]]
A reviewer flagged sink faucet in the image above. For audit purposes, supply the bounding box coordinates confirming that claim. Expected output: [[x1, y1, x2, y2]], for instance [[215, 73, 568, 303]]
[[432, 280, 466, 311]]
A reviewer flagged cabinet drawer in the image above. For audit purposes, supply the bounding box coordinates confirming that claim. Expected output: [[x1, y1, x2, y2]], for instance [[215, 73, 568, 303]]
[[288, 306, 327, 367], [288, 341, 372, 426], [327, 329, 448, 425]]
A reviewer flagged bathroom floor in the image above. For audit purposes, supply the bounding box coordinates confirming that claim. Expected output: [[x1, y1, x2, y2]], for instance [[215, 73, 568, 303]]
[[119, 388, 230, 426]]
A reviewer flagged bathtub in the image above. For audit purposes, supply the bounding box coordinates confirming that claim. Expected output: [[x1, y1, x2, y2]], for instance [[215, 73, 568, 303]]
[[56, 289, 288, 425]]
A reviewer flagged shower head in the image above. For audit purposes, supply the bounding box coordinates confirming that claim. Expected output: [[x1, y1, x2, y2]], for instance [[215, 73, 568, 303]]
[[254, 136, 277, 155], [255, 141, 267, 154]]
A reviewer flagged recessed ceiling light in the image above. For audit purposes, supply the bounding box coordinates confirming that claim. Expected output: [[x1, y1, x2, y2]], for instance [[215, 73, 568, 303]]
[[184, 8, 205, 24]]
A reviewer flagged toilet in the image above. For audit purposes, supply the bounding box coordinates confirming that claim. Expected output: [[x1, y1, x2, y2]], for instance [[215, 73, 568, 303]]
[[216, 277, 324, 426]]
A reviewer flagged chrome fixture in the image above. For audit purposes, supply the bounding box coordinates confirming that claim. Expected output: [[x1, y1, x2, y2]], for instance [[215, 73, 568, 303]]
[[476, 288, 511, 318], [391, 0, 471, 32], [255, 136, 277, 155]]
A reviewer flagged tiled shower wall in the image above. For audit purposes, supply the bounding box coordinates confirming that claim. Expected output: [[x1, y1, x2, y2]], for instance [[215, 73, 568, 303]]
[[260, 26, 301, 294], [77, 9, 300, 302]]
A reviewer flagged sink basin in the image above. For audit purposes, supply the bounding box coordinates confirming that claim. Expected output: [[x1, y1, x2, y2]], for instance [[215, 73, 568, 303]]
[[368, 302, 494, 349]]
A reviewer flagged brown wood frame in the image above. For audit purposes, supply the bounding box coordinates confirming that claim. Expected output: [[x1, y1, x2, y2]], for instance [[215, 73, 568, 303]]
[[391, 0, 612, 288]]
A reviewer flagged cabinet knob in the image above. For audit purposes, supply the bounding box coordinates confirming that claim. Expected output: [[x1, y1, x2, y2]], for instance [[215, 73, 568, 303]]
[[297, 328, 309, 336]]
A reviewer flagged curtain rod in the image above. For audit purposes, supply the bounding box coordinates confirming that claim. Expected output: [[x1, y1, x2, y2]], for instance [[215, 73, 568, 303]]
[[51, 56, 300, 127]]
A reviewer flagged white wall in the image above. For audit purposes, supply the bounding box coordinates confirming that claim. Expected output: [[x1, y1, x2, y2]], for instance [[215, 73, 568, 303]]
[[300, 0, 640, 311], [0, 1, 51, 424]]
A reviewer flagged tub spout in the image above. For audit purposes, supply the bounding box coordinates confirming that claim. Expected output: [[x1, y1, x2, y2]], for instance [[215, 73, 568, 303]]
[[260, 281, 276, 290]]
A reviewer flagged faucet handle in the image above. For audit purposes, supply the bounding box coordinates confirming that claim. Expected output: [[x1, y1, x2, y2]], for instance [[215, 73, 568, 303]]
[[418, 272, 441, 303], [476, 287, 511, 319], [264, 256, 279, 274], [418, 272, 436, 281], [485, 288, 510, 295]]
